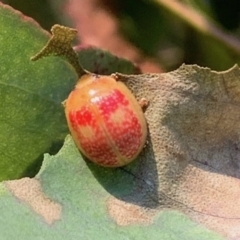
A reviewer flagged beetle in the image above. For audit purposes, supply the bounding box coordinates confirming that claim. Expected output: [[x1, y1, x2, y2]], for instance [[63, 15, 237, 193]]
[[64, 73, 148, 167]]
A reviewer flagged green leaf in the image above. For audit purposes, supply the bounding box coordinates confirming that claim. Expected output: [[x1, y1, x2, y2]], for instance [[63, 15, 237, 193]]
[[75, 45, 140, 75], [0, 4, 78, 180], [1, 0, 57, 30], [0, 136, 223, 240]]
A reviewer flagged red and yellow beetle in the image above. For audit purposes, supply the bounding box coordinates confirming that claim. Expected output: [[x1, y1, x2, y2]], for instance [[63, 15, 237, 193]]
[[65, 74, 148, 167]]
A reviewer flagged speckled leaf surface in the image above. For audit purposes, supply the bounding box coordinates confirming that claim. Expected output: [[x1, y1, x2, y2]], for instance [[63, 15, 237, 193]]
[[115, 65, 240, 239]]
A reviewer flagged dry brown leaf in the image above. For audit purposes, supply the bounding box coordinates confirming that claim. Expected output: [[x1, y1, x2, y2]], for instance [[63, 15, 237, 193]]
[[109, 64, 240, 239]]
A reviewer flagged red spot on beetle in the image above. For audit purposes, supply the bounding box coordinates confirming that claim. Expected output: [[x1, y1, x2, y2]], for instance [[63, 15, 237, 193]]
[[95, 89, 129, 117], [76, 106, 94, 126]]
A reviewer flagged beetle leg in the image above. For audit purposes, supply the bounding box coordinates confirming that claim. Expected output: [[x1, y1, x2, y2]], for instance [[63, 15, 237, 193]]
[[111, 73, 118, 80], [61, 99, 67, 107], [139, 98, 149, 112], [143, 139, 149, 148]]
